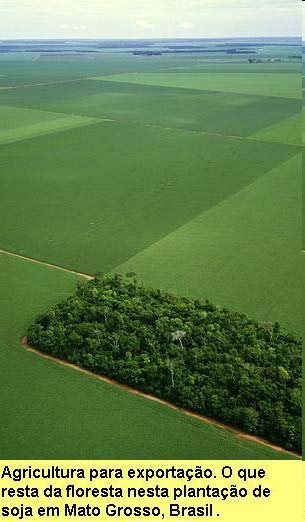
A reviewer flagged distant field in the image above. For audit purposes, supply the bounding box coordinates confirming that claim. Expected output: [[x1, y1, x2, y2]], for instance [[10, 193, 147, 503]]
[[0, 253, 290, 460], [0, 53, 163, 86], [163, 62, 300, 74], [94, 72, 301, 99], [0, 122, 298, 274], [0, 105, 104, 144], [0, 53, 241, 87], [0, 80, 299, 137]]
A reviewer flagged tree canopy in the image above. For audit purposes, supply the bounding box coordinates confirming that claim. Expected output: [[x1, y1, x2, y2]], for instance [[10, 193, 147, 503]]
[[27, 273, 301, 453]]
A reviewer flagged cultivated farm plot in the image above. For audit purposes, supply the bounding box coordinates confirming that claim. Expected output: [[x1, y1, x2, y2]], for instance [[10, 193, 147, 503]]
[[0, 121, 298, 274], [0, 53, 154, 86], [0, 79, 299, 138], [0, 50, 303, 459], [251, 113, 302, 145], [0, 105, 104, 145], [118, 155, 305, 339], [93, 72, 301, 99], [0, 52, 228, 87]]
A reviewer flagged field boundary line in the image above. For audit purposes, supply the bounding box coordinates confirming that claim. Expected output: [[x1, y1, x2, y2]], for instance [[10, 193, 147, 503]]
[[0, 77, 101, 90], [0, 249, 94, 280], [0, 104, 113, 123], [0, 105, 113, 147], [21, 336, 300, 459], [89, 75, 300, 101], [140, 122, 303, 148], [114, 154, 303, 278]]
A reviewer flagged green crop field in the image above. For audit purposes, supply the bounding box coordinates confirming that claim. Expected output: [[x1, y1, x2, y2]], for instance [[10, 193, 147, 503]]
[[0, 40, 303, 459], [0, 122, 298, 273], [1, 254, 290, 460], [117, 155, 304, 339], [94, 72, 301, 99], [0, 80, 299, 137], [0, 105, 104, 145], [251, 113, 302, 145]]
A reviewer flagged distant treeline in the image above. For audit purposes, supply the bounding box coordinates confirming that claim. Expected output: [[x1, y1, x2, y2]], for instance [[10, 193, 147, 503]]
[[27, 274, 301, 454], [216, 42, 300, 47], [132, 49, 257, 56], [0, 47, 97, 53], [0, 46, 256, 55]]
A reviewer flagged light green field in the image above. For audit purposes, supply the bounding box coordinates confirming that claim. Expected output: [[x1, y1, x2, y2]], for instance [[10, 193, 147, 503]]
[[117, 155, 304, 338], [93, 72, 301, 99], [251, 113, 302, 145], [1, 253, 291, 459], [0, 122, 297, 274], [0, 105, 105, 144]]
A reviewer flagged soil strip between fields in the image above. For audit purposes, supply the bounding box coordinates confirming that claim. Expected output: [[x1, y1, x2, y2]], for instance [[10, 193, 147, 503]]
[[0, 249, 94, 280], [141, 123, 303, 148], [0, 77, 99, 90], [21, 336, 300, 459]]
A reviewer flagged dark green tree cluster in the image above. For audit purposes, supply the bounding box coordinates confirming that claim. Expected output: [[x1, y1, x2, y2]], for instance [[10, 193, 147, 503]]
[[27, 274, 301, 453]]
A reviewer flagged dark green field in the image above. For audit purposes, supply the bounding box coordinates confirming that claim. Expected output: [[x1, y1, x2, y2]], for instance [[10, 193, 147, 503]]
[[0, 79, 299, 137], [0, 122, 298, 273], [0, 39, 303, 459]]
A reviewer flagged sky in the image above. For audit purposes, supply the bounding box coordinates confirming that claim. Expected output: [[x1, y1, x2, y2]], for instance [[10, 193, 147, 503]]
[[0, 0, 301, 40]]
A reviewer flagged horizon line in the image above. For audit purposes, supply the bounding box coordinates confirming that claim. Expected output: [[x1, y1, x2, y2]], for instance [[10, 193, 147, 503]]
[[0, 35, 301, 41]]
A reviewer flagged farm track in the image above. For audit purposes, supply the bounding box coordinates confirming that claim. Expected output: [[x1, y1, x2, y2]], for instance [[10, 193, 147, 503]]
[[0, 77, 97, 90], [21, 336, 300, 459], [140, 123, 303, 148], [3, 245, 303, 285], [0, 249, 94, 280]]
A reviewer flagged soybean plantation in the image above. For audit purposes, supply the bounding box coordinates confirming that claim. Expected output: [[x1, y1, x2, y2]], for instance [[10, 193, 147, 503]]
[[0, 37, 303, 459]]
